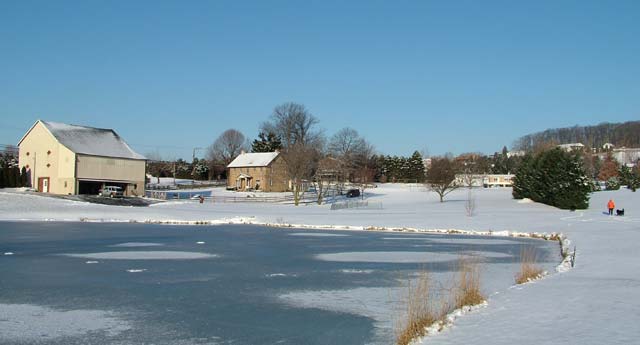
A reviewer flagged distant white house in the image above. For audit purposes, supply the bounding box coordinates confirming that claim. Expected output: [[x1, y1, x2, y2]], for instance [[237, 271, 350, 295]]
[[611, 148, 640, 167], [602, 143, 615, 150], [483, 174, 515, 187], [507, 150, 526, 158], [454, 174, 515, 188], [557, 143, 585, 152]]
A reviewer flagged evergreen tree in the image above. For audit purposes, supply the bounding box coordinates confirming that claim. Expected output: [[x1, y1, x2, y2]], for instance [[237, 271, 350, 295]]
[[251, 131, 283, 153], [512, 148, 590, 209], [512, 154, 533, 199], [0, 166, 5, 188], [407, 151, 425, 182], [7, 165, 17, 187], [20, 166, 29, 187]]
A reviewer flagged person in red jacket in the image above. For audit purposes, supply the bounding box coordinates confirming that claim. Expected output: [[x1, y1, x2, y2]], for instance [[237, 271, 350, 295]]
[[608, 199, 615, 216]]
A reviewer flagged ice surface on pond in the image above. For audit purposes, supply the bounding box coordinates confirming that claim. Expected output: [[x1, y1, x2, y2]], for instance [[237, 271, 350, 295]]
[[196, 241, 205, 244], [85, 260, 99, 264], [289, 232, 350, 237], [0, 303, 131, 341], [61, 251, 218, 260], [316, 251, 462, 263], [3, 252, 14, 255], [110, 242, 165, 247], [126, 269, 147, 273]]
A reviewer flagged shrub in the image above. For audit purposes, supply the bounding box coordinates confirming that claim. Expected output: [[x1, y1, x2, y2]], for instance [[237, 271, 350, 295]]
[[606, 177, 620, 190]]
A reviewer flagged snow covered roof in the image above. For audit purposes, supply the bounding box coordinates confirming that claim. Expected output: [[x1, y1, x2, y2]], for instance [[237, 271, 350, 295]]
[[227, 152, 279, 168], [36, 120, 145, 160]]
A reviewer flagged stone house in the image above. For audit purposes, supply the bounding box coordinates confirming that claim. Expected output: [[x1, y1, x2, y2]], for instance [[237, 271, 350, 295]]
[[18, 120, 146, 196], [226, 151, 288, 192]]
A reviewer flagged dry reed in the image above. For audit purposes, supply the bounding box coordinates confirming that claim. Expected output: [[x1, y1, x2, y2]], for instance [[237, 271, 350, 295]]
[[395, 257, 485, 345], [515, 246, 544, 284]]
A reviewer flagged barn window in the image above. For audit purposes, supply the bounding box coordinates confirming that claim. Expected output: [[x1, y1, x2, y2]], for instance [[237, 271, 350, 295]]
[[64, 181, 67, 188]]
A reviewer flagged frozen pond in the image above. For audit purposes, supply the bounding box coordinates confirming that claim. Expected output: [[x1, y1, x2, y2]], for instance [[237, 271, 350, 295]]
[[0, 222, 560, 345]]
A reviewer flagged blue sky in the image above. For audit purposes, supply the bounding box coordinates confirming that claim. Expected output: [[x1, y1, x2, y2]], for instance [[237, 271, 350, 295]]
[[1, 0, 638, 159]]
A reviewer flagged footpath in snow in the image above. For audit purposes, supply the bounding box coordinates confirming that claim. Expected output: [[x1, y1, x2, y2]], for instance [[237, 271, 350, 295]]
[[0, 184, 639, 344]]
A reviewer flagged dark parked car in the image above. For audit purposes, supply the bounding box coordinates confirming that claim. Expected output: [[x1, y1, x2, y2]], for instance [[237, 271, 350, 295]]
[[346, 189, 360, 198]]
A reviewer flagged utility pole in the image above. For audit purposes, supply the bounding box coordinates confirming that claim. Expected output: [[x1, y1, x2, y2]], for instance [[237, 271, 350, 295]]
[[33, 152, 37, 190], [192, 147, 203, 163]]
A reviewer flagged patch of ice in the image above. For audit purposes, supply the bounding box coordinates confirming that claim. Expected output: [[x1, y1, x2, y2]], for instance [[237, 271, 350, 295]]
[[382, 237, 431, 240], [289, 232, 349, 237], [196, 241, 205, 244], [85, 261, 99, 264], [316, 251, 510, 263], [266, 273, 297, 278], [278, 287, 400, 343], [427, 238, 520, 245], [0, 303, 131, 341], [126, 269, 147, 273], [61, 251, 218, 260], [110, 242, 164, 247], [3, 252, 14, 255], [340, 269, 374, 274], [315, 251, 461, 263]]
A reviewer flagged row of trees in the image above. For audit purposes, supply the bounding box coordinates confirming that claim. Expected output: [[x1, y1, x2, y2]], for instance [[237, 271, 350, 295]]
[[513, 121, 640, 152]]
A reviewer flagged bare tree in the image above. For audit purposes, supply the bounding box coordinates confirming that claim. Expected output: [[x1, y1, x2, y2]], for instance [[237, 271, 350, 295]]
[[261, 102, 324, 148], [328, 128, 366, 160], [354, 165, 376, 200], [314, 156, 342, 205], [282, 143, 318, 206], [465, 189, 476, 216], [426, 156, 460, 202], [206, 129, 249, 166]]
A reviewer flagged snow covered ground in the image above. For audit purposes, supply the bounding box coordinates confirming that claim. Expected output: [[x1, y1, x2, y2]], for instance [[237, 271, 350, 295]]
[[1, 184, 639, 344]]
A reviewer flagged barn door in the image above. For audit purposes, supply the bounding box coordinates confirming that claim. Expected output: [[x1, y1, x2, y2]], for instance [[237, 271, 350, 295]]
[[38, 177, 50, 193]]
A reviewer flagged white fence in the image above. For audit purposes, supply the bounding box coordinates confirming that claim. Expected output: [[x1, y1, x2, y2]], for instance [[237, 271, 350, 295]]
[[330, 200, 383, 210]]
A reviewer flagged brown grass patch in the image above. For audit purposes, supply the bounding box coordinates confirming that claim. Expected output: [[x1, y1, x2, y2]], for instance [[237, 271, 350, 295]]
[[395, 272, 445, 345], [395, 258, 485, 345], [452, 257, 485, 309], [515, 246, 544, 284]]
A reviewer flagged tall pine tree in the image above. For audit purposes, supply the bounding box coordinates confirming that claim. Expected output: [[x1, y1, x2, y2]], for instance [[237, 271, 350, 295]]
[[251, 132, 283, 153]]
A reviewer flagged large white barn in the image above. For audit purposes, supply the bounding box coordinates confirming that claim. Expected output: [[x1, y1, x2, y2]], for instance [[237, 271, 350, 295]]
[[18, 120, 146, 196]]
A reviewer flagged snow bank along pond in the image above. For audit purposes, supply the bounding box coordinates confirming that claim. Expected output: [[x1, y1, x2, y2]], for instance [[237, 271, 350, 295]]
[[0, 222, 560, 344]]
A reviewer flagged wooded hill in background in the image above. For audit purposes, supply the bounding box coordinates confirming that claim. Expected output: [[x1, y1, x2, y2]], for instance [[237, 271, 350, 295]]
[[513, 121, 640, 151]]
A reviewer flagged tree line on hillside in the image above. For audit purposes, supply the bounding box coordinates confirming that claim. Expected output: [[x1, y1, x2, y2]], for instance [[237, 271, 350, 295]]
[[513, 121, 640, 152]]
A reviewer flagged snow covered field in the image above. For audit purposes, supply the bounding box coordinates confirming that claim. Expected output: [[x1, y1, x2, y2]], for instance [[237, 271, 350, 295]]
[[1, 184, 639, 344]]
